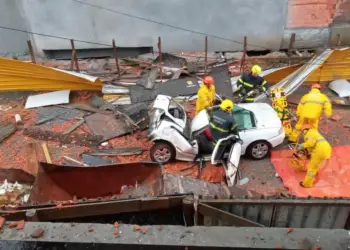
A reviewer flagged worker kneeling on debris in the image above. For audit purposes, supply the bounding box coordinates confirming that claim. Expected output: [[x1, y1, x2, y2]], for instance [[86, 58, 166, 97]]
[[209, 99, 238, 147], [235, 65, 268, 102], [196, 76, 216, 114], [289, 84, 332, 143], [298, 125, 332, 188]]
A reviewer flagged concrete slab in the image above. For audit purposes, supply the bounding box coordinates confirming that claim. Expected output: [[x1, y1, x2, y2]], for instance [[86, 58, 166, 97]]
[[0, 223, 349, 249], [155, 77, 200, 97], [85, 113, 132, 142]]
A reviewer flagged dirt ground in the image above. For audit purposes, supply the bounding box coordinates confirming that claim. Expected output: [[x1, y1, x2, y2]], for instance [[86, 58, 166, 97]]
[[0, 83, 349, 197]]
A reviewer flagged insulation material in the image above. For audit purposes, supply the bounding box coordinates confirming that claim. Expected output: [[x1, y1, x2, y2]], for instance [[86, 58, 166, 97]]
[[0, 58, 102, 91], [25, 90, 70, 109], [271, 146, 350, 198], [329, 79, 350, 98]]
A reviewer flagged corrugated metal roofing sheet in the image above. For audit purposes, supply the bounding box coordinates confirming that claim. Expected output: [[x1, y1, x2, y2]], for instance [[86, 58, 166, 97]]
[[0, 58, 102, 91]]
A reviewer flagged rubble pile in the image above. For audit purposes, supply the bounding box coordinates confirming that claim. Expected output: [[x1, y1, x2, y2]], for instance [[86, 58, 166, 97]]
[[0, 48, 349, 209]]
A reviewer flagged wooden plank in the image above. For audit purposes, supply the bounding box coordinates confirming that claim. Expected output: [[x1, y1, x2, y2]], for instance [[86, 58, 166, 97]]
[[112, 39, 121, 77], [157, 36, 163, 81], [26, 142, 39, 177], [288, 33, 296, 53], [62, 119, 85, 135], [41, 143, 52, 164], [204, 36, 208, 75], [198, 203, 264, 227], [27, 40, 36, 64]]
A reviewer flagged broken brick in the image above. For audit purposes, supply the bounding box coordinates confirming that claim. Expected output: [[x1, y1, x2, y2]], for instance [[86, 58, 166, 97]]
[[8, 222, 18, 228], [114, 228, 120, 236], [134, 225, 141, 232], [88, 228, 94, 232], [30, 227, 44, 238], [157, 225, 163, 231], [113, 221, 119, 228], [313, 246, 321, 250], [244, 235, 249, 239], [141, 226, 148, 234], [275, 244, 283, 249], [0, 217, 5, 230], [286, 228, 293, 234], [330, 114, 342, 122], [16, 220, 25, 230]]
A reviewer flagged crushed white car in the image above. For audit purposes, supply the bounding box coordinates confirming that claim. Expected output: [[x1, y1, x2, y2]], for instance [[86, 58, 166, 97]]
[[148, 95, 285, 163]]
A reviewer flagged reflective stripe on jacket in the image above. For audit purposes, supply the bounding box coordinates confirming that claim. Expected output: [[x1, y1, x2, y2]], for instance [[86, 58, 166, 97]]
[[296, 88, 332, 119], [236, 72, 267, 93], [302, 128, 332, 159], [209, 109, 237, 143]]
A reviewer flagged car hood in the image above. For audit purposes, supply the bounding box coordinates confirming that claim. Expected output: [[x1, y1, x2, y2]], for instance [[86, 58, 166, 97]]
[[238, 103, 282, 129]]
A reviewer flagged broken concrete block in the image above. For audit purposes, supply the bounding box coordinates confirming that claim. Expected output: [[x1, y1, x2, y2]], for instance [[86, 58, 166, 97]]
[[30, 227, 44, 238]]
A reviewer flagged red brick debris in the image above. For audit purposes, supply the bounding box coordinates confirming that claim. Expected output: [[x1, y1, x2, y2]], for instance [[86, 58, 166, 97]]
[[0, 217, 5, 230], [16, 220, 25, 230], [134, 225, 141, 232], [141, 226, 148, 234]]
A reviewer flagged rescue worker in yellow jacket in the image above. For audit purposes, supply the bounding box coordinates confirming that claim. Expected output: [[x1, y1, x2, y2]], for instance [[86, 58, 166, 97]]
[[289, 84, 332, 143], [196, 76, 216, 114], [298, 125, 332, 188], [236, 65, 268, 102]]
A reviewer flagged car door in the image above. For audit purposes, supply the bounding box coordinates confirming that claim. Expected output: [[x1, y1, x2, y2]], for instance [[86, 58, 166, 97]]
[[233, 106, 257, 154], [211, 137, 242, 187]]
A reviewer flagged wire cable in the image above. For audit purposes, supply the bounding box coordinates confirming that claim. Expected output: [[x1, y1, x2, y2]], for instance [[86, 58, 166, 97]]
[[70, 0, 270, 50], [0, 25, 112, 47], [0, 25, 349, 67]]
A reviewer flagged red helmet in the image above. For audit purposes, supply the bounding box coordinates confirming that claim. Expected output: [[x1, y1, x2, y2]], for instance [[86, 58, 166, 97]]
[[203, 76, 214, 85], [311, 84, 321, 89]]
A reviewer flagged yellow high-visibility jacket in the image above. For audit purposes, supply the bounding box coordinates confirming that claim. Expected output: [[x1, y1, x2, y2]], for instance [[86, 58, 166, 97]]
[[302, 129, 332, 160], [196, 85, 216, 114], [296, 88, 332, 119]]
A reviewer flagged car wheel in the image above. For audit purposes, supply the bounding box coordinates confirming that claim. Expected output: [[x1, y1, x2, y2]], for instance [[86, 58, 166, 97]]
[[150, 142, 175, 164], [247, 141, 270, 160]]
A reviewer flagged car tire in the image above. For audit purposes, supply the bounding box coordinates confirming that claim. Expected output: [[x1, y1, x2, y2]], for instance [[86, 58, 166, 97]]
[[150, 141, 175, 164], [246, 141, 271, 160]]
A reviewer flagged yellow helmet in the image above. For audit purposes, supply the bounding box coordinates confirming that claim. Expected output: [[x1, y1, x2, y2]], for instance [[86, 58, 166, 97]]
[[251, 65, 262, 75], [220, 99, 234, 112]]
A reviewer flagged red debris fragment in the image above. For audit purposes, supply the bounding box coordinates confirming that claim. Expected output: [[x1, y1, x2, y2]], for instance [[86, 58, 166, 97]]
[[286, 228, 293, 234], [330, 114, 342, 122], [114, 221, 119, 228], [16, 220, 25, 230], [0, 217, 5, 230], [141, 226, 148, 234], [114, 228, 120, 236], [244, 235, 249, 239], [313, 246, 321, 250], [157, 226, 163, 231], [134, 225, 141, 232], [275, 244, 283, 249], [8, 222, 18, 228], [88, 228, 94, 232], [30, 227, 44, 238]]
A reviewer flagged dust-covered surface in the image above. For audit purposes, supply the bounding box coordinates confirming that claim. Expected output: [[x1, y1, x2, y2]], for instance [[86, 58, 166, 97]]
[[0, 222, 349, 249]]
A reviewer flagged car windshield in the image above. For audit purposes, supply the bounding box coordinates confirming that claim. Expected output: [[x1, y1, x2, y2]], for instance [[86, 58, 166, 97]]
[[232, 105, 256, 130]]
